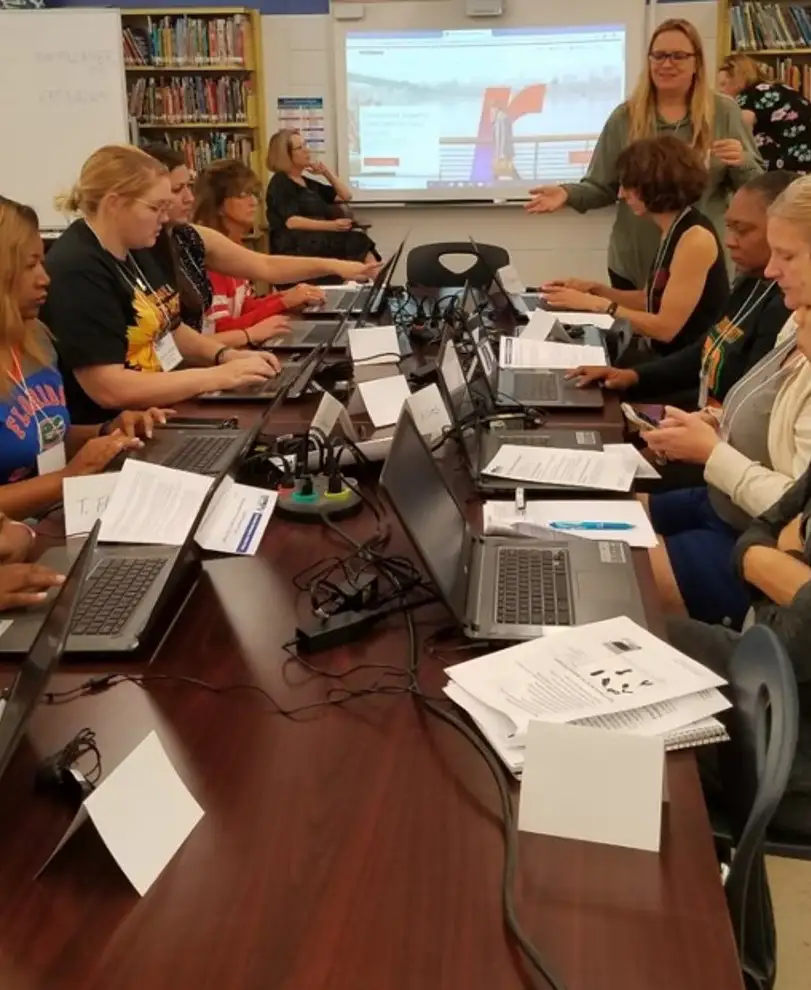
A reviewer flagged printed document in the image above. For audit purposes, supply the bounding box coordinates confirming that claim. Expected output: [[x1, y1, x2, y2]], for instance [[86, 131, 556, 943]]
[[98, 461, 213, 546], [446, 616, 726, 735], [500, 336, 606, 370], [481, 444, 636, 492], [194, 477, 277, 555]]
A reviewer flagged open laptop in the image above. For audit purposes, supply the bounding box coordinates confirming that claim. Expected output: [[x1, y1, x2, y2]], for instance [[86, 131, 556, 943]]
[[305, 236, 406, 316], [0, 521, 98, 781], [197, 343, 325, 403], [380, 407, 646, 641], [435, 332, 604, 497], [461, 319, 604, 411], [469, 236, 606, 348], [273, 286, 364, 351]]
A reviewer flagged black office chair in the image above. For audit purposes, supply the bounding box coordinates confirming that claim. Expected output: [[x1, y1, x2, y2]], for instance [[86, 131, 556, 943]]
[[715, 625, 800, 990], [406, 241, 508, 289]]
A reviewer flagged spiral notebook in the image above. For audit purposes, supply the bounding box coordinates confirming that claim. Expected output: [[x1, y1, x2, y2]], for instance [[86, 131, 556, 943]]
[[664, 716, 730, 752]]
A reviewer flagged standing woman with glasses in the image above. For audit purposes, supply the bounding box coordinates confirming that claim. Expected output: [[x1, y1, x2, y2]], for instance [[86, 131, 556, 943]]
[[42, 145, 279, 425], [526, 19, 762, 291]]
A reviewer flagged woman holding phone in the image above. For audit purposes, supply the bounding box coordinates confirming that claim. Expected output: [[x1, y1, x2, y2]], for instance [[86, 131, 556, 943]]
[[526, 19, 761, 290]]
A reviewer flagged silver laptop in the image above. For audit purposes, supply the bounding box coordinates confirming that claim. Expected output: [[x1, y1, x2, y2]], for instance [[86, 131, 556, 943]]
[[197, 344, 324, 402], [380, 407, 646, 641], [305, 237, 406, 316], [274, 286, 364, 351], [464, 323, 604, 411], [0, 521, 98, 780]]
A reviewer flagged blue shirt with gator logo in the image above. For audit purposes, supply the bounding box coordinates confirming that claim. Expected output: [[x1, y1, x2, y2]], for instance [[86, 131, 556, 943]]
[[0, 327, 70, 484]]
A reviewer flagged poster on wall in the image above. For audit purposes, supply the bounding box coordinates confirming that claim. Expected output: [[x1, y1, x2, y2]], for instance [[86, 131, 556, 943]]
[[276, 97, 326, 154]]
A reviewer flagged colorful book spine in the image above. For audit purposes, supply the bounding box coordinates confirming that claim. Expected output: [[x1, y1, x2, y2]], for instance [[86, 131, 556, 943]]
[[123, 15, 249, 68], [127, 76, 252, 125]]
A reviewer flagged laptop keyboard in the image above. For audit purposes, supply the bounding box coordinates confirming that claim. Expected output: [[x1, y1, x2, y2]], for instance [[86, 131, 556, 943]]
[[70, 557, 167, 637], [238, 362, 303, 396], [512, 373, 561, 402], [164, 435, 236, 474], [495, 546, 573, 627]]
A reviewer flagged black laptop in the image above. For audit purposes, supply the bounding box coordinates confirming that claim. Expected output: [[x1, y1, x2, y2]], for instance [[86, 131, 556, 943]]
[[305, 236, 406, 316], [0, 521, 98, 780], [197, 344, 325, 403], [380, 407, 646, 642], [271, 284, 367, 352]]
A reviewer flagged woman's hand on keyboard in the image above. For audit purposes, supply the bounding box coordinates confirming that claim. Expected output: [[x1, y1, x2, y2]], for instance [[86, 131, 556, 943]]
[[249, 316, 291, 346], [222, 348, 281, 376], [0, 563, 66, 611], [64, 432, 143, 478], [210, 358, 274, 392]]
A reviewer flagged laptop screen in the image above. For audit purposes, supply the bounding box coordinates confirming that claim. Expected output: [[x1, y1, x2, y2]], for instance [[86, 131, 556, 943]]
[[0, 522, 98, 783], [380, 409, 469, 621], [438, 334, 475, 426]]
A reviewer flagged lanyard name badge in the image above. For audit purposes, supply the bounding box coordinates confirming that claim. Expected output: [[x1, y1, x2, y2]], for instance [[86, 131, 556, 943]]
[[698, 280, 775, 410], [117, 254, 183, 371], [10, 352, 66, 475]]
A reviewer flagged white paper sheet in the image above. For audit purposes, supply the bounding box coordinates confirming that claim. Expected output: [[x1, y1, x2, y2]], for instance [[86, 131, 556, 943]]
[[405, 383, 451, 442], [447, 616, 726, 735], [540, 310, 616, 329], [481, 499, 658, 548], [82, 731, 204, 896], [348, 325, 402, 366], [357, 375, 412, 428], [62, 474, 119, 537], [518, 722, 665, 852], [497, 263, 525, 295], [481, 444, 636, 493], [194, 476, 277, 555], [603, 443, 662, 481], [500, 337, 607, 370], [519, 310, 558, 342], [98, 460, 213, 546], [444, 682, 524, 775]]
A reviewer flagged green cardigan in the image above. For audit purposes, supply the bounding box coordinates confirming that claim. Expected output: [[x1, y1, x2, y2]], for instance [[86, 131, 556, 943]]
[[561, 93, 763, 289]]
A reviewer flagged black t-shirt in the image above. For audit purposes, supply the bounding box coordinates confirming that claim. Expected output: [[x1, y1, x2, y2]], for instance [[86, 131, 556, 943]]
[[41, 219, 181, 424], [266, 172, 338, 250], [633, 276, 790, 402], [647, 206, 730, 358]]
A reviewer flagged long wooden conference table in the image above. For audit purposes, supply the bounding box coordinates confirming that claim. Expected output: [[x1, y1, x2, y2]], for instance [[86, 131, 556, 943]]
[[0, 383, 744, 990]]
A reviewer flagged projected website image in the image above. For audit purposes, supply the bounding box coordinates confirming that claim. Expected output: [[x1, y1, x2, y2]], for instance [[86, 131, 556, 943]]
[[345, 26, 625, 196]]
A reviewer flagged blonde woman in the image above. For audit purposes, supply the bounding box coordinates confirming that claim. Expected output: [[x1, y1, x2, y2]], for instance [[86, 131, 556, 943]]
[[0, 195, 166, 523], [42, 145, 282, 424], [718, 52, 811, 173], [527, 19, 761, 291], [265, 129, 377, 261]]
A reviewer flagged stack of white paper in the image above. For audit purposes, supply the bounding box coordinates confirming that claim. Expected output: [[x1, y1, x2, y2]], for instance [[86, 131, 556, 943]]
[[443, 617, 730, 776], [500, 337, 607, 370], [481, 444, 637, 493]]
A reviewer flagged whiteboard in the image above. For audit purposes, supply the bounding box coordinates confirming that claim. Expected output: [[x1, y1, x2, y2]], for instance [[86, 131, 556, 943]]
[[0, 9, 129, 233]]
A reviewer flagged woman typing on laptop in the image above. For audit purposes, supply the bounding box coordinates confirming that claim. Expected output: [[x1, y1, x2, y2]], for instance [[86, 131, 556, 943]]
[[541, 135, 730, 364], [192, 158, 326, 347], [0, 195, 164, 523]]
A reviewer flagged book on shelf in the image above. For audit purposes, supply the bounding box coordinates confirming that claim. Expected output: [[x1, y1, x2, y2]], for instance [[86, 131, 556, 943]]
[[128, 75, 253, 126], [758, 56, 811, 98], [123, 14, 249, 68], [730, 3, 811, 52], [142, 133, 254, 172]]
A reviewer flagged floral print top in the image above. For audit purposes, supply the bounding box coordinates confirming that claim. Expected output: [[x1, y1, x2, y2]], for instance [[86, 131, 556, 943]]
[[736, 82, 811, 171]]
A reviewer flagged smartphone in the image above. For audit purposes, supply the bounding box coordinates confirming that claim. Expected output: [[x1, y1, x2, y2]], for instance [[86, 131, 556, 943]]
[[621, 402, 661, 431]]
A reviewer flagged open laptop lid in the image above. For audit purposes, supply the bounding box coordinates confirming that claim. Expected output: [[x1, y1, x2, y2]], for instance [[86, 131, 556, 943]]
[[0, 520, 100, 782], [354, 235, 407, 326], [380, 406, 472, 625], [468, 235, 527, 320], [436, 327, 477, 432]]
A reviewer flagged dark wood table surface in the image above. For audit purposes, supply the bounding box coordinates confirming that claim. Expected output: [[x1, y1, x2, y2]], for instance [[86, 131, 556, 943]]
[[0, 386, 744, 990]]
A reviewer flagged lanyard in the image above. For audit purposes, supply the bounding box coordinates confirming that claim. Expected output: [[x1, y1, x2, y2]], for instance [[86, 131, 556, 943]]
[[701, 279, 776, 379], [8, 350, 58, 451], [115, 254, 175, 331], [647, 207, 690, 313]]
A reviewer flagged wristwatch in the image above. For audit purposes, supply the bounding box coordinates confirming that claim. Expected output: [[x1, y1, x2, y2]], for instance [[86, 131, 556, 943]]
[[605, 301, 619, 318]]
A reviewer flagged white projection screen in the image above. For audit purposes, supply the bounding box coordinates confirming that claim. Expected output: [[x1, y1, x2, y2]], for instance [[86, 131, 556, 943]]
[[332, 0, 647, 203]]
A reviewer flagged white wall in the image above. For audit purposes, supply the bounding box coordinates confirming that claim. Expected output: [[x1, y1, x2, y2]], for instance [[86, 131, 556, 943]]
[[261, 2, 720, 284]]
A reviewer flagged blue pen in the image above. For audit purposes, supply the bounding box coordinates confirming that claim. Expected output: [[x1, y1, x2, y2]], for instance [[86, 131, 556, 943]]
[[549, 521, 634, 532]]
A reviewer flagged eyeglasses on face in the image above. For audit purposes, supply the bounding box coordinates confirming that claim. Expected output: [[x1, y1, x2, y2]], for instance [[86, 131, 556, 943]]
[[649, 50, 696, 65], [136, 199, 172, 217]]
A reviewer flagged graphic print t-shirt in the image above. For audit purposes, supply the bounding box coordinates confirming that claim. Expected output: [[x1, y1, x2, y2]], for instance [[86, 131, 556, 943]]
[[0, 326, 70, 484], [42, 219, 181, 424]]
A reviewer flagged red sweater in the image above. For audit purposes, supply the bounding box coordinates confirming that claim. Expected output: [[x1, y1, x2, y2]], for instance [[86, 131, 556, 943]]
[[206, 271, 286, 332]]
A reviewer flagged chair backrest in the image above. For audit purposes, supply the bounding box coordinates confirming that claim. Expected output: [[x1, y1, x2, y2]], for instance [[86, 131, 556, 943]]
[[721, 625, 800, 990], [406, 241, 509, 289]]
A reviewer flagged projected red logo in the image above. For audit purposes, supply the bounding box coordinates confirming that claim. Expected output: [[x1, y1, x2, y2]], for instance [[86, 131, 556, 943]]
[[473, 85, 546, 182]]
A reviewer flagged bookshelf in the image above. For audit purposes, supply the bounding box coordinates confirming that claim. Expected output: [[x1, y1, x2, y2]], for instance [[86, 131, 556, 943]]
[[122, 8, 268, 185], [717, 2, 811, 98]]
